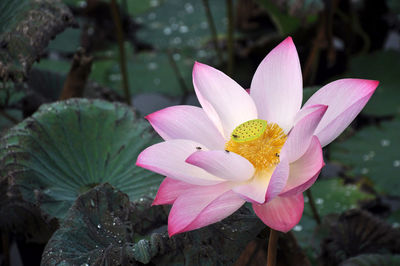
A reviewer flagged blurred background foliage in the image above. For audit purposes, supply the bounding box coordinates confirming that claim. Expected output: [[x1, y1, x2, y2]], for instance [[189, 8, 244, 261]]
[[0, 0, 400, 265]]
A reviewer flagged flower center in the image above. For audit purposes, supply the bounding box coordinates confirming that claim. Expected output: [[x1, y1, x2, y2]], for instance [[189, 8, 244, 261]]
[[225, 119, 287, 171]]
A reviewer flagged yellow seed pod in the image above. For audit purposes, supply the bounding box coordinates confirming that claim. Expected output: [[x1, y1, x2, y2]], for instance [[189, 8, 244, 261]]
[[231, 119, 267, 143]]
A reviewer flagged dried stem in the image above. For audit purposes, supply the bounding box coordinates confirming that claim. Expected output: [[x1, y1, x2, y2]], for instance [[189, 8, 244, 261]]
[[306, 189, 321, 225], [59, 48, 93, 100], [267, 228, 279, 266], [226, 0, 234, 75], [201, 0, 223, 64], [166, 50, 190, 104], [110, 0, 131, 105]]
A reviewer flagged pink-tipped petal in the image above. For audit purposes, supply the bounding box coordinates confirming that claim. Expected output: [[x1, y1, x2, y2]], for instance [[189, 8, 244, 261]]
[[279, 136, 324, 197], [168, 184, 244, 236], [265, 156, 290, 202], [136, 139, 224, 185], [153, 178, 199, 205], [146, 105, 226, 150], [282, 104, 327, 162], [193, 62, 257, 138], [253, 193, 304, 232], [304, 79, 378, 147], [186, 150, 255, 181], [250, 37, 302, 133]]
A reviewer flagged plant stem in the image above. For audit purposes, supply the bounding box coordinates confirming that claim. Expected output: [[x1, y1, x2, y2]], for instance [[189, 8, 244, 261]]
[[201, 0, 223, 64], [226, 0, 234, 76], [306, 189, 321, 225], [166, 50, 190, 104], [267, 228, 279, 266], [110, 0, 131, 105], [0, 109, 18, 124]]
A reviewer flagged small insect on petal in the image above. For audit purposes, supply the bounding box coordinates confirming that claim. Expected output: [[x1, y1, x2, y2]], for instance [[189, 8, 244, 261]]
[[196, 147, 202, 150]]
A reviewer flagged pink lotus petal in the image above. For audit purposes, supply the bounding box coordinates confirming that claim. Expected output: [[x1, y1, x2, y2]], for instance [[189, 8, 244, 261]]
[[153, 177, 199, 205], [193, 62, 258, 138], [232, 158, 288, 204], [250, 37, 302, 133], [280, 136, 324, 197], [136, 139, 224, 185], [168, 184, 244, 236], [253, 193, 304, 232], [146, 105, 226, 150], [186, 150, 255, 181], [304, 79, 378, 147], [265, 156, 289, 202], [282, 104, 327, 162]]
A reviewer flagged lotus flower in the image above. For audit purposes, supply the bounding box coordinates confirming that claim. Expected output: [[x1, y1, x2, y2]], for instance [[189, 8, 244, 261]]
[[136, 37, 378, 236]]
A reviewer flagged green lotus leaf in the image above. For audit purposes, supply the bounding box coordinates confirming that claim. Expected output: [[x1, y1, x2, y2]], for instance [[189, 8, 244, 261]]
[[0, 98, 162, 220], [0, 0, 76, 81], [330, 118, 400, 196], [42, 183, 264, 265]]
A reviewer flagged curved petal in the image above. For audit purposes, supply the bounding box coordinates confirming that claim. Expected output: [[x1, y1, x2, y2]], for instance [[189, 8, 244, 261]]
[[232, 158, 288, 204], [153, 177, 200, 205], [146, 105, 226, 150], [303, 79, 378, 147], [136, 139, 224, 185], [253, 193, 304, 232], [265, 156, 289, 202], [250, 37, 302, 133], [282, 104, 327, 162], [168, 183, 245, 236], [279, 136, 324, 197], [186, 150, 255, 181], [193, 62, 258, 138]]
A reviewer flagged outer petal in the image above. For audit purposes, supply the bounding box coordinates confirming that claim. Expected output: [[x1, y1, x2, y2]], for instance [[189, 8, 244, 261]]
[[280, 136, 324, 197], [146, 105, 226, 150], [233, 158, 289, 204], [186, 150, 255, 181], [136, 139, 224, 185], [153, 177, 199, 205], [265, 156, 289, 202], [303, 79, 378, 147], [250, 37, 302, 133], [168, 183, 245, 236], [193, 62, 258, 138], [282, 104, 327, 162], [253, 193, 304, 232]]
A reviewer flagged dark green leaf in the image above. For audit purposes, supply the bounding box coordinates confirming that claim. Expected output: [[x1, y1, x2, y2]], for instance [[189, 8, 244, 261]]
[[0, 98, 162, 219], [42, 184, 264, 265], [345, 51, 400, 117], [0, 0, 76, 81], [340, 254, 400, 266], [330, 119, 400, 195]]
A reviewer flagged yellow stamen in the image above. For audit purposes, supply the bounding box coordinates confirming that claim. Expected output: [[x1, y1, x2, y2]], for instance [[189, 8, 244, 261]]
[[225, 119, 286, 171]]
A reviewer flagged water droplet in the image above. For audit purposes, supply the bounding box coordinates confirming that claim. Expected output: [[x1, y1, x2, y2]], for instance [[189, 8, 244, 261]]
[[197, 50, 207, 58], [316, 198, 324, 205], [393, 160, 400, 167], [304, 196, 309, 203], [150, 0, 159, 7], [153, 78, 160, 85], [139, 198, 144, 202], [90, 199, 95, 207], [109, 73, 122, 82], [200, 21, 208, 29], [184, 3, 194, 13], [148, 12, 156, 20], [78, 1, 87, 8], [171, 23, 179, 30], [293, 225, 302, 231], [147, 62, 158, 70], [97, 224, 101, 229], [221, 226, 225, 230], [361, 168, 369, 174], [179, 25, 189, 33], [163, 27, 172, 35], [171, 37, 182, 45], [173, 53, 181, 61], [381, 139, 391, 147], [393, 222, 400, 228], [362, 151, 375, 161]]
